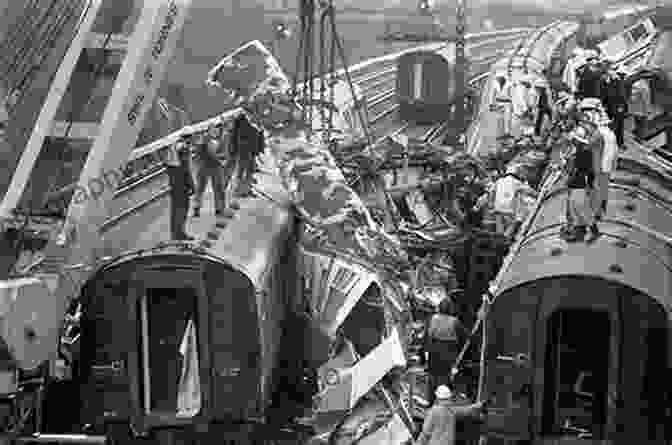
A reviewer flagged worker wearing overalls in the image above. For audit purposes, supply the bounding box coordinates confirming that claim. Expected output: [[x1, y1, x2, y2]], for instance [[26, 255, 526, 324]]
[[231, 112, 264, 199], [192, 124, 228, 217], [564, 122, 603, 243], [578, 98, 618, 224], [165, 136, 194, 241]]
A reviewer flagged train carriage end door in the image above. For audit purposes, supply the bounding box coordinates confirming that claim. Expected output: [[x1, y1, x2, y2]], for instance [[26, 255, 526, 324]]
[[541, 309, 612, 441]]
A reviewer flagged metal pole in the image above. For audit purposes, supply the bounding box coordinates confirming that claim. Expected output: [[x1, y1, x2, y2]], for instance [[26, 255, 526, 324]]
[[454, 0, 467, 135]]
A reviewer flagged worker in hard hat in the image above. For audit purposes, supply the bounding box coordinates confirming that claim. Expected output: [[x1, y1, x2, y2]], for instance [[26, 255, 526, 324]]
[[416, 385, 485, 445], [491, 75, 513, 138], [578, 98, 617, 224]]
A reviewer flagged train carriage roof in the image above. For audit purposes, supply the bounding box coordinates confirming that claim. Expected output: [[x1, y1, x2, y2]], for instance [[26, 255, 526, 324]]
[[490, 21, 579, 80], [494, 142, 672, 313], [92, 198, 294, 290]]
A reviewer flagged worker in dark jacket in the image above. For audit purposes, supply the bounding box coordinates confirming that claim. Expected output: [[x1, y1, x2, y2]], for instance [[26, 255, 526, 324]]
[[564, 122, 602, 243], [534, 79, 552, 137], [601, 69, 628, 147], [165, 136, 195, 241], [231, 112, 264, 198], [192, 124, 228, 217], [576, 54, 603, 100], [416, 385, 485, 445], [426, 296, 467, 404]]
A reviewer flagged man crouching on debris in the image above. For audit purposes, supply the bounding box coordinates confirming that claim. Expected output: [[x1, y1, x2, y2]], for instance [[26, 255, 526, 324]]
[[416, 385, 485, 445]]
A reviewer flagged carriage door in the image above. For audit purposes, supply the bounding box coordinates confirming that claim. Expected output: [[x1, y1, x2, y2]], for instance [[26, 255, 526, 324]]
[[541, 309, 611, 440], [134, 269, 205, 419]]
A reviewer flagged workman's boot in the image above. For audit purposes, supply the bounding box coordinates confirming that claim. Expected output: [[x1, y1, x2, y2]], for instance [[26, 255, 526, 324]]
[[586, 224, 600, 244], [564, 225, 586, 243]]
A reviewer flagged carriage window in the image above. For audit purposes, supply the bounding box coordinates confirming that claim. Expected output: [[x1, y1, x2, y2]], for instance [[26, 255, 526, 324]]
[[140, 287, 201, 417], [628, 23, 647, 43], [340, 284, 386, 357], [413, 62, 423, 100], [542, 309, 610, 440]]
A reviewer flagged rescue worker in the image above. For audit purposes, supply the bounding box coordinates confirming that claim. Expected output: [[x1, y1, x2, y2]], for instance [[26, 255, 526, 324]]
[[165, 135, 195, 241], [231, 112, 265, 199], [582, 100, 618, 224], [563, 47, 587, 94], [591, 104, 618, 221], [576, 51, 603, 100], [534, 78, 552, 137], [426, 296, 467, 404], [492, 169, 534, 238], [416, 385, 485, 445], [564, 122, 601, 243], [601, 68, 628, 147], [192, 124, 228, 217], [511, 74, 536, 138], [491, 75, 512, 138]]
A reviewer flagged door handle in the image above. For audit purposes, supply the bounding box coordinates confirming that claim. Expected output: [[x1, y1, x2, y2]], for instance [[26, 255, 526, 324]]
[[92, 360, 125, 376]]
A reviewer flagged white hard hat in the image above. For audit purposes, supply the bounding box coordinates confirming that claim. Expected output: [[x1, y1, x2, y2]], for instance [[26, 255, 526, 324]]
[[435, 385, 454, 400], [578, 98, 602, 111], [570, 125, 591, 145], [572, 47, 585, 57], [585, 49, 599, 60]]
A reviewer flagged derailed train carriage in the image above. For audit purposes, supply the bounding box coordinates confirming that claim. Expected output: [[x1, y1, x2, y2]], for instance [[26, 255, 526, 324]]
[[480, 136, 672, 442], [74, 199, 318, 444]]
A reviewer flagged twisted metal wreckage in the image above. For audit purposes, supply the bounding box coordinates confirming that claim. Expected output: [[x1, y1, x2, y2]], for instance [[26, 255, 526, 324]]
[[202, 21, 500, 441]]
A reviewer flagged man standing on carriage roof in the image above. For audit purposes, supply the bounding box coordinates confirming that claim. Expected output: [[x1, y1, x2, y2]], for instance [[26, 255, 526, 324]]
[[576, 51, 604, 100], [192, 123, 229, 217], [601, 68, 628, 147], [563, 122, 602, 243], [578, 98, 618, 224], [165, 135, 195, 241]]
